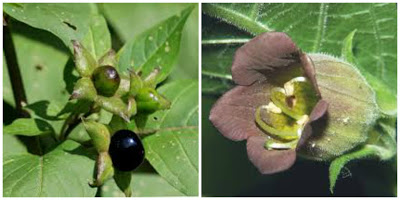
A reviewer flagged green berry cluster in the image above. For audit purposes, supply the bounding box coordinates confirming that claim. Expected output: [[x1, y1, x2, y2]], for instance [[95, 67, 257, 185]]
[[71, 40, 170, 122], [70, 40, 171, 196]]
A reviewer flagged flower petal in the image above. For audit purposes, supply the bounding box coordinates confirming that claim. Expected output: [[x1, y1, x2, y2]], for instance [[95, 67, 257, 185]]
[[209, 82, 272, 141], [231, 32, 300, 86], [300, 53, 321, 97], [296, 99, 328, 150], [247, 136, 297, 174], [309, 99, 328, 122]]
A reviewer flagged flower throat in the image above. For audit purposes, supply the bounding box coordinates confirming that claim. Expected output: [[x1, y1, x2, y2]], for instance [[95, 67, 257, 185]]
[[255, 76, 318, 150]]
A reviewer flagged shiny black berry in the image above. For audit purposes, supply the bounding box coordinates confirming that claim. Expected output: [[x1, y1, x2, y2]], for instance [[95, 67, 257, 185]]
[[92, 65, 120, 97], [109, 129, 145, 171]]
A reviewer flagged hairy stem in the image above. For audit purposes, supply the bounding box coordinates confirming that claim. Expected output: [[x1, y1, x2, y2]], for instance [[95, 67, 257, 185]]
[[3, 21, 29, 117]]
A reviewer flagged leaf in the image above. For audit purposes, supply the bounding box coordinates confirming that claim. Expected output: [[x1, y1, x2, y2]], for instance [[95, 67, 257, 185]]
[[139, 80, 198, 196], [4, 118, 54, 136], [3, 134, 97, 197], [3, 3, 99, 51], [101, 173, 184, 197], [82, 15, 112, 60], [202, 43, 236, 94], [202, 3, 397, 95], [3, 20, 70, 107], [341, 30, 397, 115], [117, 5, 194, 84], [328, 143, 394, 193]]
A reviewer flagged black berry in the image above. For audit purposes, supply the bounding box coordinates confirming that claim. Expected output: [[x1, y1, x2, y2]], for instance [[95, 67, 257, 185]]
[[109, 130, 145, 171]]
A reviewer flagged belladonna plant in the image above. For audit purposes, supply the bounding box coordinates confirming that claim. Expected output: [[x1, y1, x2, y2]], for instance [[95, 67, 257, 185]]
[[209, 32, 396, 191], [71, 40, 170, 196]]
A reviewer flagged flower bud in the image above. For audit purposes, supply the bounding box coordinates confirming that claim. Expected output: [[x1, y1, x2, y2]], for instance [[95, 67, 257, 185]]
[[135, 87, 171, 114], [98, 49, 117, 67], [72, 40, 97, 77], [70, 77, 97, 101], [82, 119, 111, 152], [92, 65, 121, 97]]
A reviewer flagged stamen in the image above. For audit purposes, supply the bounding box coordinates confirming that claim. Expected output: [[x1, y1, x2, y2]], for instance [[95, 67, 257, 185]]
[[296, 115, 309, 125], [284, 76, 306, 96], [264, 102, 282, 113], [265, 139, 298, 150]]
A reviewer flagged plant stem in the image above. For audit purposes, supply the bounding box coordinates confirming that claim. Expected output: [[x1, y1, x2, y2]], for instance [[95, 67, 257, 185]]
[[59, 101, 95, 141], [3, 21, 29, 117], [95, 185, 103, 197]]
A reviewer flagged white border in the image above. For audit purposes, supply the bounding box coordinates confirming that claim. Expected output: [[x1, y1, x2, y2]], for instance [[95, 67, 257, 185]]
[[1, 0, 399, 199]]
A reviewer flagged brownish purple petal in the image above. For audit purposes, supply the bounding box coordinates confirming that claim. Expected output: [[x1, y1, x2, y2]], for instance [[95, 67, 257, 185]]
[[231, 32, 300, 86], [209, 82, 272, 141], [247, 136, 297, 174], [296, 99, 328, 150], [300, 53, 321, 97]]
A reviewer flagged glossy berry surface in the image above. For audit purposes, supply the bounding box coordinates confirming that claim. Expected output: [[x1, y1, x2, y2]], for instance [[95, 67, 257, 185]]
[[92, 65, 120, 97], [109, 130, 145, 171]]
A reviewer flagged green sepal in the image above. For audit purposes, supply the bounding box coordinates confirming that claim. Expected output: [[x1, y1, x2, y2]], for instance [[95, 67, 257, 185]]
[[143, 67, 160, 89], [127, 96, 137, 116], [116, 76, 131, 97], [98, 49, 117, 67], [135, 87, 171, 114], [129, 69, 144, 96], [90, 152, 114, 187], [95, 96, 131, 122], [70, 77, 97, 101], [72, 40, 97, 77], [82, 119, 110, 152], [114, 170, 132, 197], [108, 115, 128, 135]]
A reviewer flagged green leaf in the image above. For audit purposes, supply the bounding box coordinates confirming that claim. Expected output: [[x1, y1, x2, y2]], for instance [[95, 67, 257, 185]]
[[3, 3, 99, 51], [139, 80, 198, 196], [82, 15, 111, 60], [117, 5, 194, 83], [341, 30, 397, 115], [202, 44, 235, 94], [329, 143, 394, 193], [202, 3, 397, 95], [3, 134, 97, 197], [101, 172, 184, 197], [3, 21, 70, 107], [4, 118, 53, 136]]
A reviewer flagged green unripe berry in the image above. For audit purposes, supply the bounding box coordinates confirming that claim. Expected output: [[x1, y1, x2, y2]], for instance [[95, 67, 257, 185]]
[[92, 65, 121, 97]]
